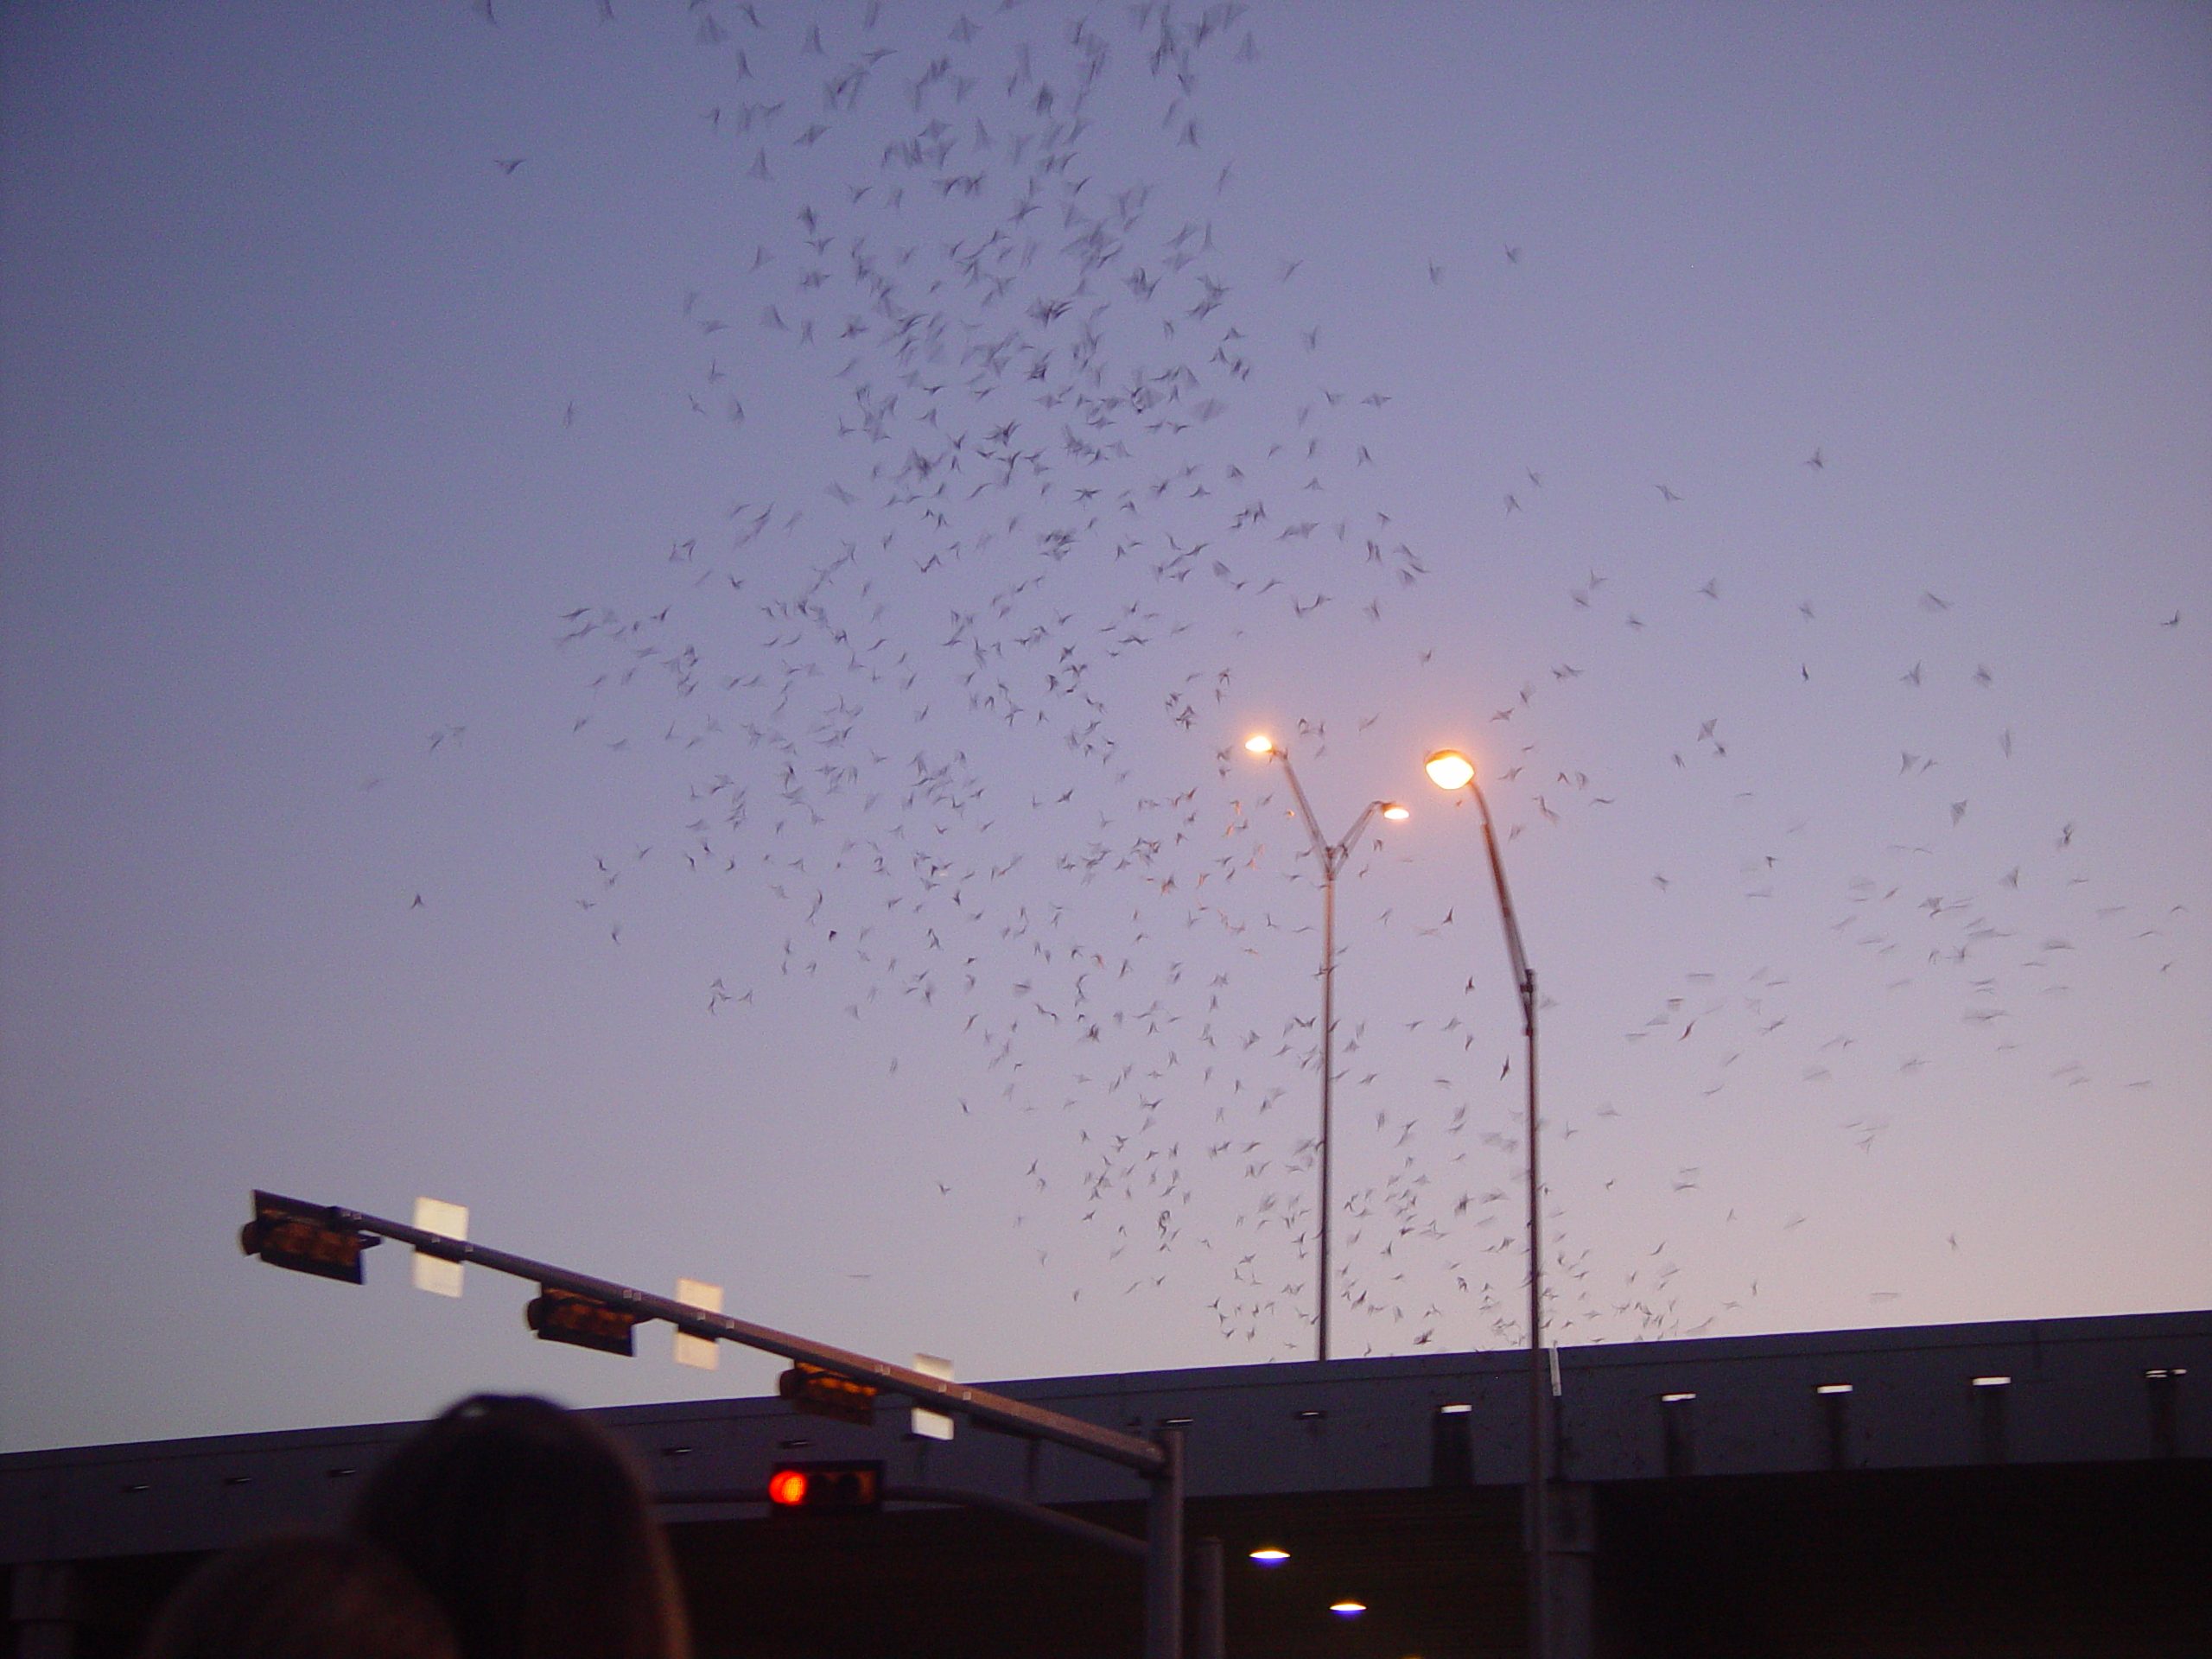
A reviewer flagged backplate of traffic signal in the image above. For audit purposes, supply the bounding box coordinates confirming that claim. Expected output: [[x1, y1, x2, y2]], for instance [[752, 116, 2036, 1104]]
[[767, 1459, 884, 1512], [779, 1360, 880, 1425], [526, 1285, 645, 1356], [241, 1192, 381, 1284]]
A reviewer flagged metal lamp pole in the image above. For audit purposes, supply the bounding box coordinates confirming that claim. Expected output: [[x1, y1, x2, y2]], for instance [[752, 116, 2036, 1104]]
[[1245, 735, 1407, 1363], [1424, 748, 1548, 1659]]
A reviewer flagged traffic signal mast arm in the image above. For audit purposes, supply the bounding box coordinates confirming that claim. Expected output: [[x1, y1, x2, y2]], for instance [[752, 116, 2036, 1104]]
[[663, 1481, 1150, 1560], [251, 1191, 1165, 1479]]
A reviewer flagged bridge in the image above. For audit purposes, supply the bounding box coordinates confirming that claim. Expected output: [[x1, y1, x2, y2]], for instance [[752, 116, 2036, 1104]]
[[6, 1306, 2206, 1657]]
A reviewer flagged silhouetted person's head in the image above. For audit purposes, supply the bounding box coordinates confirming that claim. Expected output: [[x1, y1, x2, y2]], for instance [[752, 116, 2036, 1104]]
[[350, 1394, 690, 1659], [138, 1535, 458, 1659]]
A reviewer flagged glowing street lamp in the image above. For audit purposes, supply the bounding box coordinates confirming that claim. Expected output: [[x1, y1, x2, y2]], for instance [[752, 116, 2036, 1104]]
[[1421, 749, 1476, 791], [1423, 746, 1554, 1659], [1245, 734, 1407, 1362]]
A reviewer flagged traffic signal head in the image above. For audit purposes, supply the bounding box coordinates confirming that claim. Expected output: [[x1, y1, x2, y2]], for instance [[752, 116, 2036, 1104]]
[[241, 1192, 381, 1284], [525, 1286, 645, 1357], [779, 1362, 880, 1426], [767, 1460, 883, 1513]]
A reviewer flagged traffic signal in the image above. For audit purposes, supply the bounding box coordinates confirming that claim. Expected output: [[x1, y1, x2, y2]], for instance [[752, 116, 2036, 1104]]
[[766, 1460, 883, 1513], [779, 1361, 880, 1426], [241, 1192, 381, 1284], [525, 1285, 645, 1357]]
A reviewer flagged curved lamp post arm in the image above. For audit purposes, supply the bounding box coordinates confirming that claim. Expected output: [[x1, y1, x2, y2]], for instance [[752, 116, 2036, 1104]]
[[1272, 749, 1391, 879], [1269, 749, 1336, 871], [1332, 800, 1389, 868], [1464, 779, 1535, 1030]]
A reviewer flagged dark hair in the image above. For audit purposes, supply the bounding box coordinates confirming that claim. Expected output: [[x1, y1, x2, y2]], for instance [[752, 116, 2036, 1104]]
[[138, 1534, 458, 1659], [349, 1395, 690, 1659]]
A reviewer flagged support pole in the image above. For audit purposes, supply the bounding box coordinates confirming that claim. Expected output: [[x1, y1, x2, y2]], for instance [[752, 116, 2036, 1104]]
[[1145, 1427, 1185, 1659], [1192, 1536, 1225, 1659], [1318, 868, 1336, 1363], [1454, 769, 1547, 1659], [1524, 967, 1549, 1659], [1267, 747, 1389, 1364]]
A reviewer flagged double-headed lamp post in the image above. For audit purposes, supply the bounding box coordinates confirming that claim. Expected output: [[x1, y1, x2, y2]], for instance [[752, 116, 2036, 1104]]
[[1244, 734, 1408, 1363], [1423, 747, 1552, 1659]]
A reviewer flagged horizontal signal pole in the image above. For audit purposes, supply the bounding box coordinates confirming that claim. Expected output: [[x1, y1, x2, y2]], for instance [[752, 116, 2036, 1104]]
[[250, 1191, 1166, 1480], [657, 1484, 1151, 1560]]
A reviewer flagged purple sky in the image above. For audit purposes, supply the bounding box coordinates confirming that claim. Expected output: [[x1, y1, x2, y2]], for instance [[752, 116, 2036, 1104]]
[[3, 0, 2207, 1453]]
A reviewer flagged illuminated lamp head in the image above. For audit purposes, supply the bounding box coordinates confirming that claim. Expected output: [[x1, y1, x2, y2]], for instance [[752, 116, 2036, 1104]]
[[1423, 749, 1476, 791]]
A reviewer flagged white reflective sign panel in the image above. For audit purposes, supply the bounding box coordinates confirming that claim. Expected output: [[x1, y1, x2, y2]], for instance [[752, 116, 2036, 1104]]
[[673, 1277, 723, 1370], [911, 1351, 955, 1440], [410, 1198, 468, 1298]]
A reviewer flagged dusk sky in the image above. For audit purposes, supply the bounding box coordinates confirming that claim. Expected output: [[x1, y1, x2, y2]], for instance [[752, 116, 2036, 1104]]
[[3, 1, 2206, 1454]]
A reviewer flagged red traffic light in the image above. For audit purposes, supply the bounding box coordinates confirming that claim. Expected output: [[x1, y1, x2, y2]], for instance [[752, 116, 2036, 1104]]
[[779, 1361, 880, 1426], [525, 1286, 645, 1357], [242, 1192, 380, 1284], [766, 1460, 883, 1513]]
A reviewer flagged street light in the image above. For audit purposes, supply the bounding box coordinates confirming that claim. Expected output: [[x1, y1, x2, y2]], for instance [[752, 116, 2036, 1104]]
[[1246, 734, 1408, 1363], [1423, 747, 1552, 1659]]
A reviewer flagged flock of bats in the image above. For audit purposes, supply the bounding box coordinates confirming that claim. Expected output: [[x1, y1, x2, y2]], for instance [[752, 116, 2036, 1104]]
[[410, 2, 2191, 1359]]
